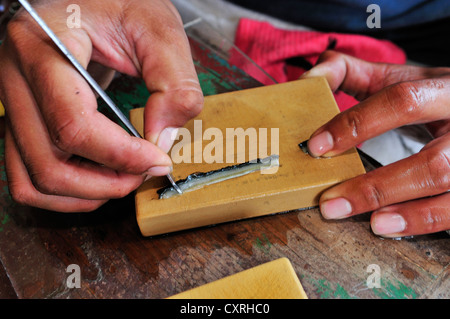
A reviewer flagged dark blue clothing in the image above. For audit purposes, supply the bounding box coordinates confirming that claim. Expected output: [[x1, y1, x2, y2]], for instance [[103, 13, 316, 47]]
[[229, 0, 450, 31], [293, 0, 450, 32]]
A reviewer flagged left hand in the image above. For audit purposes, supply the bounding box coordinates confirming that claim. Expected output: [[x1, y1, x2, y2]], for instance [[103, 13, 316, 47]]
[[302, 51, 450, 238]]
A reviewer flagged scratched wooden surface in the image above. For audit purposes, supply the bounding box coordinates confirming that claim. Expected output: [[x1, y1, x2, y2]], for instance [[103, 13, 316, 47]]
[[0, 37, 449, 299]]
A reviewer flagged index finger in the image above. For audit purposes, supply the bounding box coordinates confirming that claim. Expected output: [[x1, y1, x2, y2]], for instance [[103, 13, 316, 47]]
[[302, 52, 450, 157], [7, 22, 173, 175], [31, 58, 173, 174]]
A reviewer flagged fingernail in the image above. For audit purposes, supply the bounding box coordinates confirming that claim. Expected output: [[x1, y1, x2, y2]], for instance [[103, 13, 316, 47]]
[[298, 140, 309, 154], [308, 131, 333, 157], [147, 165, 171, 176], [320, 197, 352, 219], [157, 127, 179, 153], [299, 70, 311, 78], [299, 67, 323, 79], [372, 212, 406, 237]]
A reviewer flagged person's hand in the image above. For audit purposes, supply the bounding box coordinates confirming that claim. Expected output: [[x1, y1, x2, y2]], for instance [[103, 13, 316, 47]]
[[302, 51, 449, 238], [0, 0, 203, 212]]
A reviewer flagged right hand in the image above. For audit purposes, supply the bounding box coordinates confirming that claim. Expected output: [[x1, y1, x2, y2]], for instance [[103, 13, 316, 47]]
[[0, 0, 203, 212]]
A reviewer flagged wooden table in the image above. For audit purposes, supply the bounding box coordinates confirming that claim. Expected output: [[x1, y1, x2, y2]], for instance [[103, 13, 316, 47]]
[[0, 36, 448, 299]]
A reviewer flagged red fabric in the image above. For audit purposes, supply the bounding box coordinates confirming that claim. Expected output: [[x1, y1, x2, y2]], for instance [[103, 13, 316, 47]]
[[232, 18, 407, 111]]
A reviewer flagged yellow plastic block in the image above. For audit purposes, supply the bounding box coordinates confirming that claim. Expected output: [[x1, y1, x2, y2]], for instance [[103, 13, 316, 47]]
[[130, 78, 365, 237], [0, 99, 4, 117], [168, 258, 307, 299]]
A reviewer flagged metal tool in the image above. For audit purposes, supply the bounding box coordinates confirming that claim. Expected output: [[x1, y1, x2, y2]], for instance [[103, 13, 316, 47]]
[[18, 0, 182, 194]]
